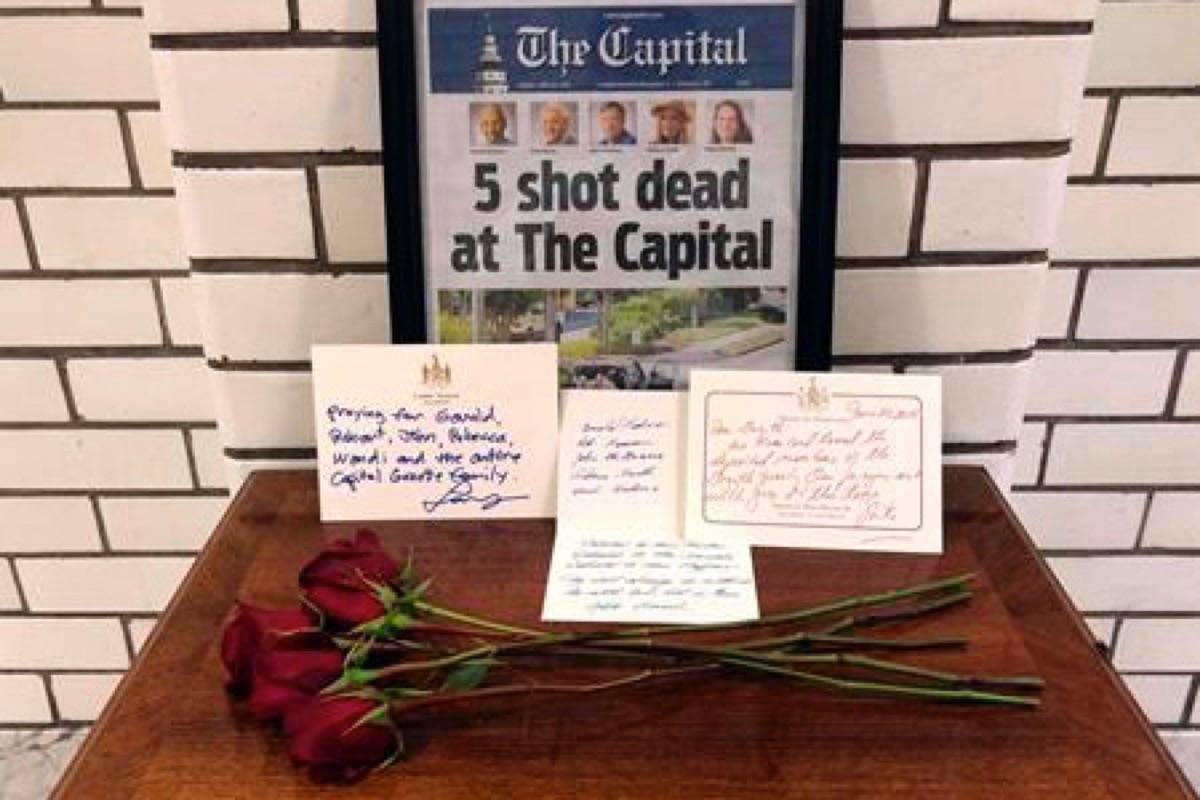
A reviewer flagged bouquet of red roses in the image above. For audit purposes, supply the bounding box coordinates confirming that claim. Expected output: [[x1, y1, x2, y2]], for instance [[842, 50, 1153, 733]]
[[221, 530, 1043, 783]]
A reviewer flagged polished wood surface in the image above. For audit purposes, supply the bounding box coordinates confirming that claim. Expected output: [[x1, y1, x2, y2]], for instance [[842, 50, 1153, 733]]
[[52, 467, 1196, 799]]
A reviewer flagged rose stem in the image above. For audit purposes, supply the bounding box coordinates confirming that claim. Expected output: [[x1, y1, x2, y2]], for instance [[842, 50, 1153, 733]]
[[816, 591, 973, 636], [412, 573, 976, 645], [729, 631, 968, 653], [388, 665, 717, 718]]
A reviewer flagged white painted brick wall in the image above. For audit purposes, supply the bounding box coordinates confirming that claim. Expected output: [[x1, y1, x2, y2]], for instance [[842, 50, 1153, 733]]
[[0, 559, 20, 610], [175, 169, 315, 259], [950, 0, 1096, 22], [1077, 270, 1200, 340], [0, 111, 128, 188], [1117, 619, 1200, 672], [1025, 350, 1176, 416], [1049, 556, 1200, 612], [211, 371, 315, 449], [924, 158, 1069, 252], [1107, 97, 1200, 176], [0, 199, 29, 270], [1046, 424, 1200, 485], [1165, 734, 1200, 790], [0, 676, 52, 724], [1009, 492, 1145, 549], [0, 360, 69, 422], [0, 498, 101, 553], [128, 111, 175, 190], [1123, 674, 1192, 725], [159, 276, 204, 346], [1068, 97, 1106, 177], [26, 197, 186, 270], [1142, 493, 1200, 549], [0, 18, 157, 101], [145, 0, 290, 33], [154, 49, 381, 151], [837, 159, 915, 258], [842, 37, 1090, 144], [68, 357, 214, 421], [298, 0, 375, 32], [1178, 352, 1200, 416], [18, 556, 193, 612], [1035, 268, 1078, 340], [317, 166, 387, 263], [190, 427, 229, 489], [50, 674, 122, 723], [100, 496, 227, 551], [1088, 2, 1200, 88], [0, 430, 193, 490], [0, 618, 128, 670], [1014, 423, 1047, 486], [907, 362, 1030, 442], [1056, 185, 1200, 260], [0, 280, 162, 346], [127, 618, 158, 654]]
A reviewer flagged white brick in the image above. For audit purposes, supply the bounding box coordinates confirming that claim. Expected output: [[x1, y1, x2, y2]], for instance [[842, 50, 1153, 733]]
[[190, 427, 228, 489], [1036, 268, 1077, 340], [0, 559, 19, 610], [942, 453, 1014, 491], [0, 0, 89, 5], [0, 676, 52, 723], [834, 265, 1044, 355], [160, 277, 203, 347], [128, 111, 174, 190], [0, 111, 128, 188], [0, 280, 160, 346], [1162, 732, 1200, 790], [19, 556, 192, 612], [1108, 97, 1200, 177], [0, 18, 157, 101], [145, 0, 290, 33], [299, 0, 375, 31], [212, 370, 314, 449], [1048, 424, 1200, 485], [27, 197, 185, 270], [1068, 97, 1106, 177], [197, 273, 389, 361], [1179, 352, 1200, 416], [175, 169, 314, 260], [51, 674, 122, 722], [101, 496, 227, 551], [924, 158, 1069, 252], [843, 37, 1090, 144], [907, 362, 1029, 443], [0, 618, 127, 669], [1010, 491, 1144, 549], [68, 358, 214, 421], [0, 498, 101, 553], [0, 430, 191, 490], [1117, 619, 1200, 671], [836, 159, 915, 258], [950, 0, 1095, 22], [1088, 3, 1200, 88], [1078, 270, 1200, 340], [318, 166, 386, 262], [1143, 493, 1200, 549], [1049, 556, 1200, 612], [1014, 422, 1046, 486], [844, 0, 939, 28], [1122, 674, 1191, 725], [128, 617, 158, 653], [154, 49, 380, 151], [0, 361, 69, 422], [1084, 616, 1115, 646], [1058, 186, 1200, 260], [0, 198, 29, 270], [1026, 350, 1175, 416]]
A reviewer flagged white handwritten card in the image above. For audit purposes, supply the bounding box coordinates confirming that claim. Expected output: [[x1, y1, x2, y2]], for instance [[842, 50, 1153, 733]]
[[312, 344, 558, 521], [556, 390, 686, 538], [685, 370, 942, 553], [544, 389, 758, 624]]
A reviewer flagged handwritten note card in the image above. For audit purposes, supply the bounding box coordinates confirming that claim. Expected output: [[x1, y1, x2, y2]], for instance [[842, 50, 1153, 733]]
[[312, 344, 558, 521], [544, 389, 758, 624], [685, 370, 942, 553]]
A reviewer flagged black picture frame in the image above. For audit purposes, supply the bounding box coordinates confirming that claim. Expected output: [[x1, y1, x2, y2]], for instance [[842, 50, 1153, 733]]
[[378, 0, 842, 371]]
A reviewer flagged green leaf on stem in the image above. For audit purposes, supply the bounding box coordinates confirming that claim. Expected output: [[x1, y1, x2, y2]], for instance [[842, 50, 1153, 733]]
[[442, 658, 497, 691]]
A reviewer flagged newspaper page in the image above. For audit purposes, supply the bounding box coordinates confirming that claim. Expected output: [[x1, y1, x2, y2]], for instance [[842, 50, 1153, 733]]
[[418, 0, 797, 389]]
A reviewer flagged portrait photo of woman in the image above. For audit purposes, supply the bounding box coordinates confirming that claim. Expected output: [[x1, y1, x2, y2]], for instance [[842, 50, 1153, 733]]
[[709, 99, 754, 145], [649, 100, 694, 145]]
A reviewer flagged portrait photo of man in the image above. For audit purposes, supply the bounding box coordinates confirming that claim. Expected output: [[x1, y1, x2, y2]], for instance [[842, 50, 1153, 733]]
[[533, 101, 578, 147], [470, 101, 516, 147], [592, 100, 637, 146], [649, 100, 694, 145]]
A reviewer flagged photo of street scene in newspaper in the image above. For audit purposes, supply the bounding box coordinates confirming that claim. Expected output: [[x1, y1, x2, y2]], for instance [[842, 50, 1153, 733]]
[[420, 0, 796, 387]]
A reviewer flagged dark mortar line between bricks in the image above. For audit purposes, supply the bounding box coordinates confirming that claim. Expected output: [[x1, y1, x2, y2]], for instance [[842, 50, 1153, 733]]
[[173, 150, 383, 169], [13, 197, 41, 270], [843, 21, 1091, 40], [0, 269, 189, 280], [1094, 94, 1122, 179], [182, 429, 204, 491], [906, 157, 930, 258], [305, 166, 330, 264], [150, 31, 375, 50], [115, 109, 143, 191], [0, 100, 159, 111]]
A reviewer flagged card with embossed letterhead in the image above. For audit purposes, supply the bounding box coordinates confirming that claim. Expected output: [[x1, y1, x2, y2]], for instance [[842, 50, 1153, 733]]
[[685, 370, 942, 553], [312, 344, 558, 521], [542, 390, 758, 624]]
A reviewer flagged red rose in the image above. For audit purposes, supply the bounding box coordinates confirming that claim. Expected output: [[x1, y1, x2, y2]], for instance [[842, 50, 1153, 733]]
[[245, 631, 346, 722], [220, 604, 313, 696], [284, 696, 401, 783], [299, 529, 400, 628]]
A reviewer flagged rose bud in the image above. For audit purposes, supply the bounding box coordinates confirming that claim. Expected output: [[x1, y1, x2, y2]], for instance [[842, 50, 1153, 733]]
[[245, 631, 346, 722], [284, 696, 402, 783], [299, 529, 400, 629], [220, 604, 313, 697]]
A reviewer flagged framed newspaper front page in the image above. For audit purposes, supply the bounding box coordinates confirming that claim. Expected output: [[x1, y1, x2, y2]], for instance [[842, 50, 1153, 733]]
[[378, 0, 842, 386]]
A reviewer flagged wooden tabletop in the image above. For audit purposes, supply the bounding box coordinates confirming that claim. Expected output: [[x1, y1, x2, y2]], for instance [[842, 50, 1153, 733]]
[[52, 467, 1196, 799]]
